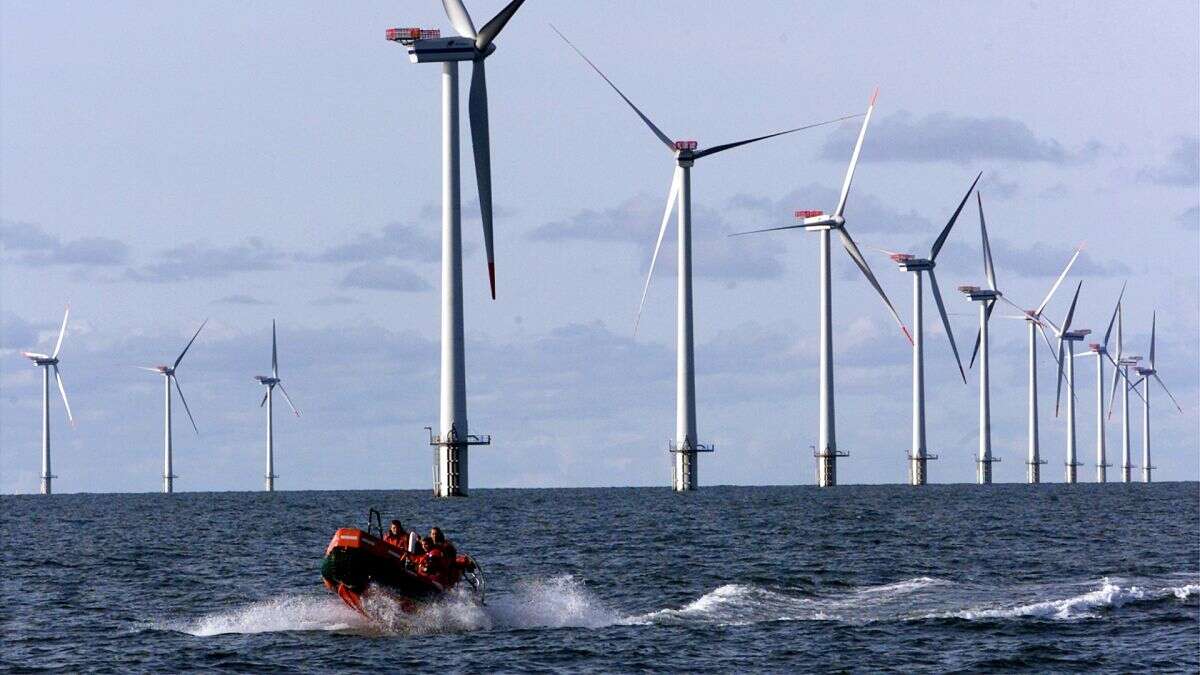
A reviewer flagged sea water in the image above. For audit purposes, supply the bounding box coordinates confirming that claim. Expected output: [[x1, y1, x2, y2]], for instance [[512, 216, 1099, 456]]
[[2, 483, 1197, 672]]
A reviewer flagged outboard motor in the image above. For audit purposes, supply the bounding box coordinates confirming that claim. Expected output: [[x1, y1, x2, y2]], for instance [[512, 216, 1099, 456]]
[[408, 531, 419, 554]]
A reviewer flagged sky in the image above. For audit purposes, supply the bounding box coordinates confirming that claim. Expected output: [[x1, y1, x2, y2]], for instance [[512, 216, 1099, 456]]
[[1, 1, 1197, 493]]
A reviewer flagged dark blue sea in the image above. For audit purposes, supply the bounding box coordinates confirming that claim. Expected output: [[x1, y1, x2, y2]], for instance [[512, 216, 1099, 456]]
[[3, 483, 1198, 673]]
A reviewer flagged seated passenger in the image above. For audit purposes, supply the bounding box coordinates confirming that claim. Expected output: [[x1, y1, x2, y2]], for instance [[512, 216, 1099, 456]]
[[383, 520, 407, 548], [417, 536, 447, 582], [429, 527, 457, 559]]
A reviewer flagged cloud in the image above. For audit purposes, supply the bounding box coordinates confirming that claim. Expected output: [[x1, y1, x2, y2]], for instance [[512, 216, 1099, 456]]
[[305, 222, 437, 264], [1177, 205, 1199, 232], [935, 239, 1130, 281], [727, 183, 936, 234], [310, 295, 357, 306], [213, 294, 270, 305], [0, 221, 129, 266], [1139, 136, 1199, 186], [529, 192, 788, 283], [340, 262, 432, 291], [818, 111, 1093, 164], [127, 238, 284, 282]]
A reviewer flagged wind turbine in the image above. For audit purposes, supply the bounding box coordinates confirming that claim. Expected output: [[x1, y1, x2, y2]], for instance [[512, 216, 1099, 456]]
[[1077, 284, 1127, 483], [141, 320, 206, 494], [255, 320, 300, 492], [876, 172, 979, 485], [1104, 302, 1142, 482], [732, 89, 912, 487], [554, 28, 859, 492], [1053, 283, 1088, 484], [991, 246, 1082, 483], [958, 193, 1004, 484], [386, 0, 526, 496], [21, 306, 74, 495], [1132, 312, 1183, 482]]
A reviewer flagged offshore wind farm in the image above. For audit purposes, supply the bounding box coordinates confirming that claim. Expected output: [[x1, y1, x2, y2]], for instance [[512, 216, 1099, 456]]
[[1, 2, 1197, 672]]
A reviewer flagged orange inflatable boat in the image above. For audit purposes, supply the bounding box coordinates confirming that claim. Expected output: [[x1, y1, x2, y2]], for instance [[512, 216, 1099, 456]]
[[320, 510, 482, 614]]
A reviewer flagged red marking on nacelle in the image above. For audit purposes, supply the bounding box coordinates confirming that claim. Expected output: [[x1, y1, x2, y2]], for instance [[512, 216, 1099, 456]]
[[890, 253, 914, 263], [794, 210, 824, 219], [673, 140, 698, 151], [386, 27, 440, 42]]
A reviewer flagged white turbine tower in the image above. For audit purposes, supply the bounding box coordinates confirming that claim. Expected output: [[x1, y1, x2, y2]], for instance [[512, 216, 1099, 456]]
[[1053, 282, 1088, 484], [876, 172, 979, 485], [959, 193, 1004, 484], [255, 320, 300, 492], [991, 246, 1082, 483], [554, 28, 859, 492], [386, 0, 526, 496], [21, 306, 74, 495], [733, 90, 912, 487], [1078, 285, 1128, 483], [1131, 312, 1183, 482], [141, 320, 206, 494]]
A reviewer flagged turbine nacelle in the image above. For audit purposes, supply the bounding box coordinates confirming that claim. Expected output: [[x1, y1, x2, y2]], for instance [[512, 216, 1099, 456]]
[[1063, 328, 1091, 341], [393, 34, 492, 63], [148, 365, 174, 375], [1088, 342, 1106, 353], [895, 256, 933, 271], [1135, 366, 1155, 376], [794, 210, 844, 230], [255, 376, 280, 386], [959, 286, 1000, 302], [1120, 355, 1143, 366], [22, 352, 58, 366]]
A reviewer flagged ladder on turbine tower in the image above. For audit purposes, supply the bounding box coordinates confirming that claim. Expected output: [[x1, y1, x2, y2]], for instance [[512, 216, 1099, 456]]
[[425, 425, 491, 497]]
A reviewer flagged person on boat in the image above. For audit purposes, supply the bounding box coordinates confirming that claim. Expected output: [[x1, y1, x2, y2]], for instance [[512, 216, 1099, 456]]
[[384, 520, 408, 548], [429, 527, 476, 586], [429, 527, 457, 559], [416, 536, 449, 585]]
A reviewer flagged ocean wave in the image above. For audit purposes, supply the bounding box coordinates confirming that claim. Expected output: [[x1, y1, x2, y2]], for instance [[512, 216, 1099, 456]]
[[942, 578, 1200, 622], [157, 594, 370, 637], [626, 577, 948, 626], [161, 575, 618, 637]]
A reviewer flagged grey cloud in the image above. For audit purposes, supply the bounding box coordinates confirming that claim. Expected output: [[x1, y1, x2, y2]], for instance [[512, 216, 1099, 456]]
[[0, 311, 39, 351], [213, 294, 271, 305], [127, 238, 283, 282], [1139, 136, 1199, 186], [305, 222, 437, 264], [818, 111, 1088, 164], [310, 295, 357, 306], [529, 192, 788, 283], [0, 221, 129, 266], [727, 183, 936, 234], [935, 238, 1130, 282], [340, 262, 432, 292], [1177, 205, 1199, 232]]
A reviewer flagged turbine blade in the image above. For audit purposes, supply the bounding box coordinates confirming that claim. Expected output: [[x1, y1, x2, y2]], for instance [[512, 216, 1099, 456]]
[[927, 269, 966, 383], [476, 0, 525, 50], [834, 88, 878, 218], [277, 382, 301, 417], [930, 171, 982, 261], [271, 319, 278, 378], [1148, 311, 1156, 368], [691, 114, 863, 160], [52, 305, 70, 359], [551, 25, 674, 152], [1102, 281, 1126, 349], [728, 223, 806, 237], [53, 364, 74, 426], [635, 167, 681, 335], [469, 59, 497, 298], [967, 300, 996, 369], [173, 376, 199, 434], [1154, 373, 1183, 413], [260, 389, 269, 408], [838, 225, 912, 344], [1054, 332, 1066, 417], [1054, 281, 1083, 416], [174, 319, 208, 370], [441, 0, 477, 39], [999, 295, 1025, 314], [1037, 322, 1059, 368], [137, 366, 163, 373], [1035, 244, 1083, 316], [977, 192, 998, 292], [1106, 356, 1121, 420]]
